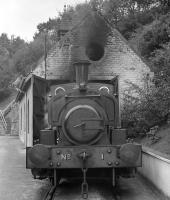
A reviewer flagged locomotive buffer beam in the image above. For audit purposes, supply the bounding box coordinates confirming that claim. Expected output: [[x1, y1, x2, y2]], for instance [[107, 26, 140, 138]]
[[78, 151, 91, 199], [27, 145, 142, 169]]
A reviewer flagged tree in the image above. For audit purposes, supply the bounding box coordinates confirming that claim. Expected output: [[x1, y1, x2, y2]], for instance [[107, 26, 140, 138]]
[[122, 12, 170, 132], [138, 13, 170, 57], [0, 33, 10, 49], [10, 36, 25, 56]]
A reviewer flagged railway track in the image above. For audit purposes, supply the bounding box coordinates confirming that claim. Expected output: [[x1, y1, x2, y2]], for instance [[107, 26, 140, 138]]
[[43, 185, 57, 200], [42, 175, 168, 200], [43, 180, 120, 200]]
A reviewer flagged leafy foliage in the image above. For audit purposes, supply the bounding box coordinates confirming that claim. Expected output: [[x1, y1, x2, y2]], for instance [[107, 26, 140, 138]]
[[122, 79, 170, 132], [13, 35, 52, 75], [122, 12, 170, 133], [138, 14, 170, 57], [0, 33, 52, 102]]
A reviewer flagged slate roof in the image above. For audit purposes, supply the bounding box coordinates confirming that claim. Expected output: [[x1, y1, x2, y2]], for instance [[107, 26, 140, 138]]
[[33, 9, 151, 91]]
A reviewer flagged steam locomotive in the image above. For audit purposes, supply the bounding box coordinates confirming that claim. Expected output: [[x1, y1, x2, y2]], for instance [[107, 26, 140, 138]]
[[26, 60, 141, 198], [24, 11, 141, 199]]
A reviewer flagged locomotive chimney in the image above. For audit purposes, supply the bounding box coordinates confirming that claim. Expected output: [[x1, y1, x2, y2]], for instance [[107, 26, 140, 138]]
[[74, 60, 90, 91], [71, 45, 91, 90]]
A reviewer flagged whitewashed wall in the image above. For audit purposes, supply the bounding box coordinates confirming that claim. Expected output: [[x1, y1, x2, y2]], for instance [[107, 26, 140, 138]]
[[138, 147, 170, 198]]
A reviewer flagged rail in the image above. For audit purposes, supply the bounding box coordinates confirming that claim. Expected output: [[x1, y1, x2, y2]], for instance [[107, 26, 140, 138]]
[[43, 185, 57, 200], [0, 109, 7, 130], [138, 146, 170, 198]]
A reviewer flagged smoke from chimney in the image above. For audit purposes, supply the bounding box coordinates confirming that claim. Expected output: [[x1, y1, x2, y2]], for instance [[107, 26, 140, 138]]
[[70, 7, 112, 63]]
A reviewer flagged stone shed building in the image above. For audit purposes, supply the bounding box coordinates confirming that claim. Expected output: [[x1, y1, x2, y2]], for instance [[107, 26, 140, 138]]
[[14, 9, 152, 144], [33, 10, 151, 99]]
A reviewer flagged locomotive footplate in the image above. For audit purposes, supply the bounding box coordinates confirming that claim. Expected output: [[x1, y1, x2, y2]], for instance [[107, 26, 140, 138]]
[[27, 144, 142, 169]]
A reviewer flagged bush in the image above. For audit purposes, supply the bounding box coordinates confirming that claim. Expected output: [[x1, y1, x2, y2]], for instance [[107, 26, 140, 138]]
[[121, 77, 170, 136]]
